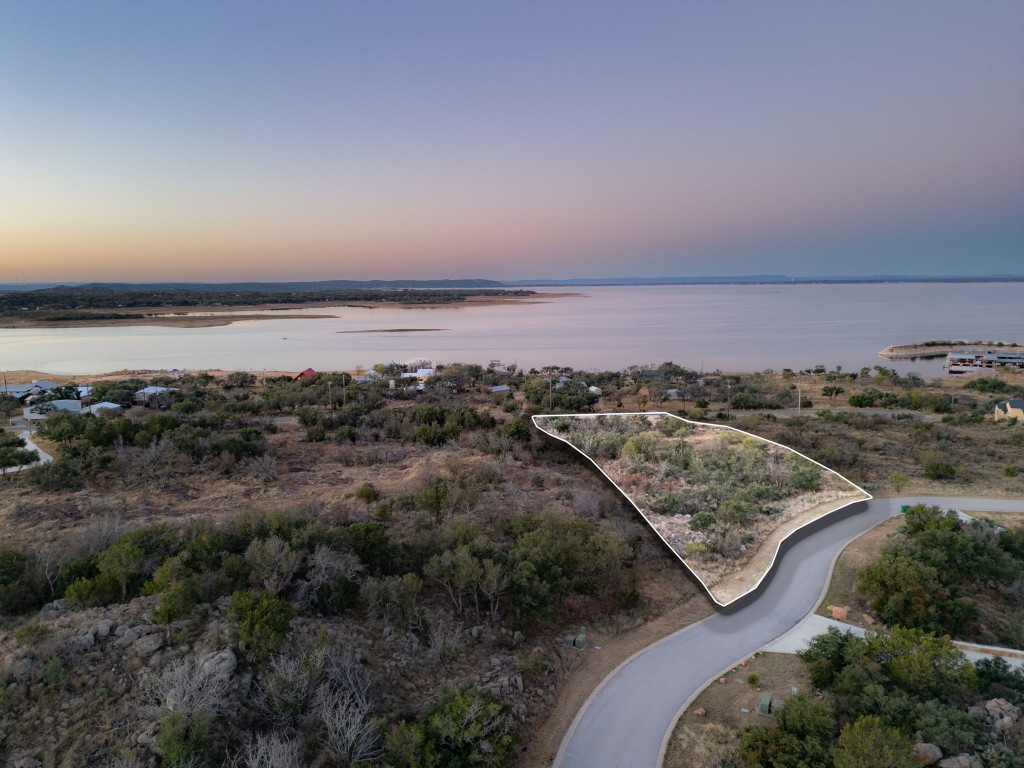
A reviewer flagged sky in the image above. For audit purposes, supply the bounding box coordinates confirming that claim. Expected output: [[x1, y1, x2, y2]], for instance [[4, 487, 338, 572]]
[[1, 1, 1022, 282]]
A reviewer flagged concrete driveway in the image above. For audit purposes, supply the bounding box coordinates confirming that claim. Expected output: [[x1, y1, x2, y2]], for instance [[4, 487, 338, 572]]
[[555, 495, 1024, 768]]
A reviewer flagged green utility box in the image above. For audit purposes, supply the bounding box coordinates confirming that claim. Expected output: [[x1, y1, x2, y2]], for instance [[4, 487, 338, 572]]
[[758, 695, 772, 716], [900, 505, 910, 514]]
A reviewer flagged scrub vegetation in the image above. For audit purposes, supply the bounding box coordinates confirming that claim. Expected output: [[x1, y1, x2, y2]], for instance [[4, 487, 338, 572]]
[[534, 413, 867, 603], [0, 359, 1021, 765]]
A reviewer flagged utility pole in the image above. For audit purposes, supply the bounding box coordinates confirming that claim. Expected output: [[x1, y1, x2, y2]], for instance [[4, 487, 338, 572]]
[[797, 384, 802, 416], [548, 378, 553, 411], [342, 373, 347, 408], [328, 380, 333, 411]]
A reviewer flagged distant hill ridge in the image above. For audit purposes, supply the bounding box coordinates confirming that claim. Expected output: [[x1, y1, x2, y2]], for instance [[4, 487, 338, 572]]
[[0, 274, 1021, 293], [26, 279, 507, 293]]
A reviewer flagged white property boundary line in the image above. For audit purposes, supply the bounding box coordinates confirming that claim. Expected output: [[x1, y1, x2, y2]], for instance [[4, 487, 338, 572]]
[[531, 411, 872, 608], [654, 505, 891, 768]]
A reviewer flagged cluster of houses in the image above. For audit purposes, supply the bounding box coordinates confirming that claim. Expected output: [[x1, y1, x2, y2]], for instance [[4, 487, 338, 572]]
[[2, 380, 178, 422]]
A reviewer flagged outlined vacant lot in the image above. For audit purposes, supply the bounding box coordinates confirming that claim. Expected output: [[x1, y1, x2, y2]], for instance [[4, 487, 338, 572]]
[[533, 412, 870, 605]]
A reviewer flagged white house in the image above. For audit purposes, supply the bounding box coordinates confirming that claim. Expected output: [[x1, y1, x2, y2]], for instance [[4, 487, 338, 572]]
[[400, 368, 436, 382], [135, 386, 178, 404], [87, 401, 123, 415], [24, 399, 83, 420]]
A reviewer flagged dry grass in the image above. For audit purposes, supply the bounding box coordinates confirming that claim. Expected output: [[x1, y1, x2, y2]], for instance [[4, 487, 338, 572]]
[[664, 652, 811, 768]]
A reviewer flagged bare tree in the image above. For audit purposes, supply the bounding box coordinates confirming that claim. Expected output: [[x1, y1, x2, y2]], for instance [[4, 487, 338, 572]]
[[253, 654, 318, 727], [324, 649, 373, 713], [36, 541, 65, 596], [224, 732, 304, 768], [139, 658, 228, 719], [314, 686, 383, 767], [428, 619, 464, 670], [307, 545, 363, 590], [75, 510, 128, 557], [479, 559, 510, 623], [98, 756, 146, 768], [247, 453, 278, 482], [245, 535, 303, 593]]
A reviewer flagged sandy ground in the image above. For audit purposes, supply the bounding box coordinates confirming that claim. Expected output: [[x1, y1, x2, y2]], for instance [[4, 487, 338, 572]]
[[663, 652, 810, 768], [0, 292, 581, 329]]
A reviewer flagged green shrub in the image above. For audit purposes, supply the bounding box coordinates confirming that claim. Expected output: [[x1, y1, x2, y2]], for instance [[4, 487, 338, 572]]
[[64, 572, 122, 607], [227, 589, 295, 661], [154, 711, 213, 766], [923, 462, 956, 480], [396, 686, 516, 768]]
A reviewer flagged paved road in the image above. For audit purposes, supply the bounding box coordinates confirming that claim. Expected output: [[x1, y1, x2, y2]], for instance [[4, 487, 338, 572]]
[[555, 495, 1024, 768], [1, 417, 52, 473]]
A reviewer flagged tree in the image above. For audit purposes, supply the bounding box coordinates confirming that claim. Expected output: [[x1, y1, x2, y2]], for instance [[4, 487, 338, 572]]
[[360, 574, 422, 629], [424, 547, 483, 616], [355, 482, 381, 511], [141, 658, 229, 719], [227, 733, 304, 768], [38, 383, 80, 402], [856, 549, 940, 629], [98, 538, 147, 601], [422, 686, 516, 768], [833, 716, 915, 768], [887, 472, 908, 493], [0, 432, 38, 476], [822, 385, 845, 401], [245, 535, 302, 593], [228, 589, 296, 661], [315, 686, 384, 766], [863, 627, 976, 700]]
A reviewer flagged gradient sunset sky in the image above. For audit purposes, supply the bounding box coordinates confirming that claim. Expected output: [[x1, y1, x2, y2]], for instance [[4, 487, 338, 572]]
[[2, 1, 1022, 282]]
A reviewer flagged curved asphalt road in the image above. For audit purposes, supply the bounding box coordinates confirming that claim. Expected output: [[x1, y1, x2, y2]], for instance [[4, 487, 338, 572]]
[[555, 496, 1024, 768]]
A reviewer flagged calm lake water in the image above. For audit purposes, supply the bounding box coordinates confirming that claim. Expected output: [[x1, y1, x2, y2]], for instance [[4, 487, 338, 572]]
[[1, 283, 1021, 377]]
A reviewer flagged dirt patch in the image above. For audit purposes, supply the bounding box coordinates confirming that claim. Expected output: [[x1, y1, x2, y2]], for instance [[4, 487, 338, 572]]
[[664, 652, 811, 768]]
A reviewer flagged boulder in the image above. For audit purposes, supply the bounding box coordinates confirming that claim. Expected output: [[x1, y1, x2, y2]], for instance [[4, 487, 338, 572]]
[[827, 605, 849, 621], [913, 743, 943, 766], [994, 715, 1015, 733], [693, 707, 707, 717], [198, 648, 237, 681], [131, 633, 165, 655]]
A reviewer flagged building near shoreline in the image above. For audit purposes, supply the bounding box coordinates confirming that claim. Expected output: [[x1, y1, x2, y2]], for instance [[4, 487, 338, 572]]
[[946, 349, 1024, 374]]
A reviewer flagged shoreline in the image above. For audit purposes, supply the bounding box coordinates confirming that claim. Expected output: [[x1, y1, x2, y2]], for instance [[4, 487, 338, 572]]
[[0, 292, 582, 330]]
